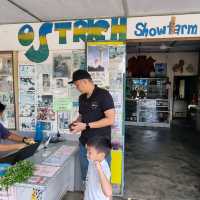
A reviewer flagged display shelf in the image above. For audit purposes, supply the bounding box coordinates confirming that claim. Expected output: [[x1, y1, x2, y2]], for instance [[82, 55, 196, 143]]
[[126, 78, 170, 127], [140, 110, 169, 112]]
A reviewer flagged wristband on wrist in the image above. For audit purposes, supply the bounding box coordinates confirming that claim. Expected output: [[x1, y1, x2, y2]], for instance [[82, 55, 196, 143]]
[[22, 137, 28, 143], [86, 122, 90, 130]]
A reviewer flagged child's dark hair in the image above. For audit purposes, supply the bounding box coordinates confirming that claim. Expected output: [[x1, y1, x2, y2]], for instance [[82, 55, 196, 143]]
[[86, 136, 112, 156], [0, 102, 6, 113]]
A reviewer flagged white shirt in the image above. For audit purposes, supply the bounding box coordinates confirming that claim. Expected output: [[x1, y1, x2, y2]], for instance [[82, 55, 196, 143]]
[[84, 159, 111, 200]]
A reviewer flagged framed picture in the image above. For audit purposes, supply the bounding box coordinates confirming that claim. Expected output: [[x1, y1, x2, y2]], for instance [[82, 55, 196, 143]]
[[154, 63, 167, 77]]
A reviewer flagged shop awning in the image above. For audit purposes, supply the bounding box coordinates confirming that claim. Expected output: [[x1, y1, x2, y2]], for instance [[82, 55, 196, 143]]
[[0, 0, 200, 24]]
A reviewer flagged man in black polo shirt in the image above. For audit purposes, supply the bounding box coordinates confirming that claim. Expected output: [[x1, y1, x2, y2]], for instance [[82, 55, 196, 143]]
[[68, 69, 115, 182]]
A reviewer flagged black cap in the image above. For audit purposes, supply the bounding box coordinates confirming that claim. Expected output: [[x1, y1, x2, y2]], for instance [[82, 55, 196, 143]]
[[68, 70, 92, 84]]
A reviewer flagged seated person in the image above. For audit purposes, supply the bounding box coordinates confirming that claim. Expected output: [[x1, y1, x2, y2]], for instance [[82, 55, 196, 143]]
[[0, 102, 34, 152]]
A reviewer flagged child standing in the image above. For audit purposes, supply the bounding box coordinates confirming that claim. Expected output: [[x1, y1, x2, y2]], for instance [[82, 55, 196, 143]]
[[84, 136, 112, 200]]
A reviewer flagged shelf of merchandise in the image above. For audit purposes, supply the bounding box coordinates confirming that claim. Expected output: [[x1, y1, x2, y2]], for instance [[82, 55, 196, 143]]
[[125, 78, 170, 128]]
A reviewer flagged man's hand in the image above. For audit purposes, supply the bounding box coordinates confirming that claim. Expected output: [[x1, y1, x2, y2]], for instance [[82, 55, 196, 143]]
[[23, 138, 35, 145], [71, 122, 86, 133]]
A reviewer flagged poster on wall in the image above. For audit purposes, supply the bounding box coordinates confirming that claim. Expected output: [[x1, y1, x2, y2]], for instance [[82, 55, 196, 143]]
[[19, 65, 36, 97], [154, 63, 167, 77], [53, 97, 73, 112], [37, 107, 55, 121], [53, 53, 72, 78], [52, 78, 69, 96], [58, 112, 70, 132], [20, 94, 35, 118], [73, 50, 86, 70], [38, 95, 53, 107], [0, 54, 16, 129], [0, 78, 14, 93], [87, 45, 109, 88], [36, 64, 52, 93], [19, 65, 36, 131], [52, 53, 72, 96], [109, 72, 123, 90], [18, 50, 83, 135], [36, 94, 55, 133], [109, 46, 125, 72], [109, 46, 125, 91], [40, 121, 52, 131], [20, 117, 35, 130]]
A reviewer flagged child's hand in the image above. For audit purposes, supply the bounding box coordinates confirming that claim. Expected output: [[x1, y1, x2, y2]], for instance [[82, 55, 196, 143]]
[[94, 161, 102, 171]]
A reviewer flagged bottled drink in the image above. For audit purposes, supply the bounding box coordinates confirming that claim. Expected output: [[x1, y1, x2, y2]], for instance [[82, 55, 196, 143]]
[[34, 121, 43, 142]]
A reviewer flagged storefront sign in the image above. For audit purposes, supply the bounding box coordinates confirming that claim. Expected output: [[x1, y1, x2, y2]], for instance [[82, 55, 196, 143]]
[[1, 14, 200, 63], [17, 17, 127, 63], [127, 14, 200, 39]]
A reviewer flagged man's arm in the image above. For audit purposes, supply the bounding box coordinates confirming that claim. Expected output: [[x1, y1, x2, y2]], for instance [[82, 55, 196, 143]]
[[89, 109, 115, 128], [7, 132, 23, 142], [0, 143, 27, 152], [87, 90, 115, 129], [95, 161, 112, 198], [8, 132, 35, 145], [0, 123, 34, 145]]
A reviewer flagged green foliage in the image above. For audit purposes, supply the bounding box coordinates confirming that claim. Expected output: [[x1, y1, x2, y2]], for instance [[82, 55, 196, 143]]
[[0, 160, 35, 189]]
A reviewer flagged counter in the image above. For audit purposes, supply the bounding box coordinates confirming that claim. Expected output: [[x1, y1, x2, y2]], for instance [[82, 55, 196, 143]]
[[0, 141, 81, 200]]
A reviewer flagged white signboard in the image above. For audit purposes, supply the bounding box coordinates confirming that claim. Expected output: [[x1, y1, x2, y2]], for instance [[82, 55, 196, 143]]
[[127, 14, 200, 39]]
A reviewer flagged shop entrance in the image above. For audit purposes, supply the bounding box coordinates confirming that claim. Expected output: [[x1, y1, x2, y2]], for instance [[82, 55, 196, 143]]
[[126, 38, 200, 129], [123, 39, 200, 199], [173, 75, 198, 127]]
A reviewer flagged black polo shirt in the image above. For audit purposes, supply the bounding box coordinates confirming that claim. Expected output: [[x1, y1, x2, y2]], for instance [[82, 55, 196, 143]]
[[79, 85, 114, 146]]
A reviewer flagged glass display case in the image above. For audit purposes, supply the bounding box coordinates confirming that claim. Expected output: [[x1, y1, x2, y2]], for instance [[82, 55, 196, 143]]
[[126, 78, 168, 99], [126, 78, 170, 127]]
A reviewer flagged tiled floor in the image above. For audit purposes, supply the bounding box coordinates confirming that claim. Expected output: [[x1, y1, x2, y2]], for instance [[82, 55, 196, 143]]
[[63, 120, 200, 200]]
